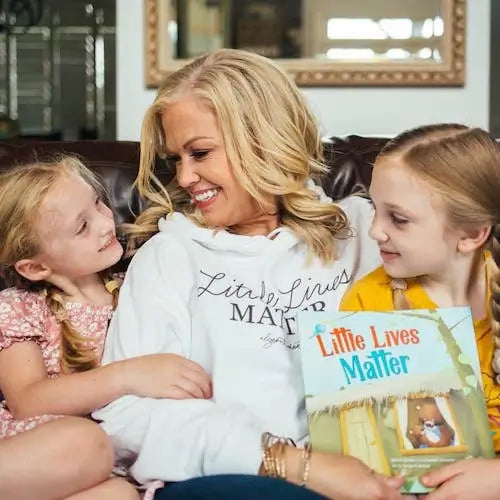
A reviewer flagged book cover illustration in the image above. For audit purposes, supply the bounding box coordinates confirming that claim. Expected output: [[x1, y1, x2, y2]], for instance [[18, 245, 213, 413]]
[[298, 308, 494, 494]]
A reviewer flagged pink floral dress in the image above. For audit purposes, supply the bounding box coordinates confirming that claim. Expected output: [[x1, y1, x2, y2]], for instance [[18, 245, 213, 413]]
[[0, 287, 113, 438], [0, 287, 163, 499]]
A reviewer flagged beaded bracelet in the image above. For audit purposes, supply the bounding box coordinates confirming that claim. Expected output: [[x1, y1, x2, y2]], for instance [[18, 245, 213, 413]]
[[261, 432, 296, 480], [261, 432, 313, 486], [300, 442, 312, 487]]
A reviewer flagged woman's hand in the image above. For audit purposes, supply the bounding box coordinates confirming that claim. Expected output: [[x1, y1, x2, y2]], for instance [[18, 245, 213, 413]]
[[420, 458, 500, 500], [309, 451, 405, 500], [121, 353, 212, 399], [284, 447, 405, 500]]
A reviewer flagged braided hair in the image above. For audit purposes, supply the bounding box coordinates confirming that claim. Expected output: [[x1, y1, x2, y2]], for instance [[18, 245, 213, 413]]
[[490, 224, 500, 381]]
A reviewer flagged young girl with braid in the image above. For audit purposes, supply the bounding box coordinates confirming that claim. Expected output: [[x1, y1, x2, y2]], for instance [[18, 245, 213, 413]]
[[341, 123, 500, 500], [0, 157, 211, 500]]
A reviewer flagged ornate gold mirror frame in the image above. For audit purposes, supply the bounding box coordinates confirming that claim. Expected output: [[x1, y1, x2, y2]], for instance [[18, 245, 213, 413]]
[[144, 0, 465, 87]]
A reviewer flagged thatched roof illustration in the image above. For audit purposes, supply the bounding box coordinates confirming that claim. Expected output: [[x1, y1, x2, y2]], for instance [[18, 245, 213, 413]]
[[306, 370, 463, 414]]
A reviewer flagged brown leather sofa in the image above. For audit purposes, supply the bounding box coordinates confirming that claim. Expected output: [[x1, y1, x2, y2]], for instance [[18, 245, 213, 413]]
[[0, 135, 389, 287]]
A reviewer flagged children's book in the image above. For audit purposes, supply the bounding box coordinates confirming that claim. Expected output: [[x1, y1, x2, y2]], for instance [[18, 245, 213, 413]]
[[298, 308, 494, 494]]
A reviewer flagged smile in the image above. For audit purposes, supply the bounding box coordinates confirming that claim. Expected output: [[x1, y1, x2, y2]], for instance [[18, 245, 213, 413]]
[[380, 249, 400, 262], [99, 235, 117, 251], [191, 188, 220, 206]]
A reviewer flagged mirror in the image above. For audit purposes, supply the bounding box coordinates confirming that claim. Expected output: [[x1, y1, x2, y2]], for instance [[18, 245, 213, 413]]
[[144, 0, 465, 87]]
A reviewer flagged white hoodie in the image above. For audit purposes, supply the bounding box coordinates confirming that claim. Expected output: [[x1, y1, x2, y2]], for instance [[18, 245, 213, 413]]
[[93, 195, 380, 484]]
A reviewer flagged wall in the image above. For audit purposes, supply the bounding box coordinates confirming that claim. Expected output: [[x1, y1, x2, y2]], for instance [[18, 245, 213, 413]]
[[116, 0, 490, 141]]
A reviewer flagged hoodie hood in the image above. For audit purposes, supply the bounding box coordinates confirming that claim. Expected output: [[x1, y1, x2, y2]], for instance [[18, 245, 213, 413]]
[[158, 212, 300, 257]]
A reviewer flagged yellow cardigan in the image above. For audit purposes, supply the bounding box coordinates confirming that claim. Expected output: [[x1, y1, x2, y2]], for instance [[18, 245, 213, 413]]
[[340, 259, 500, 452]]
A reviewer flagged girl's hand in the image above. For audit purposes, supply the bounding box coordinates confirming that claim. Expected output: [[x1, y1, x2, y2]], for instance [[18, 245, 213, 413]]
[[285, 447, 405, 500], [421, 458, 500, 500], [122, 353, 212, 399]]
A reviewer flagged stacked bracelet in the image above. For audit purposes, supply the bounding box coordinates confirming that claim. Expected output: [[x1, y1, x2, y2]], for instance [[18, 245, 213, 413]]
[[261, 432, 295, 480], [261, 432, 312, 487]]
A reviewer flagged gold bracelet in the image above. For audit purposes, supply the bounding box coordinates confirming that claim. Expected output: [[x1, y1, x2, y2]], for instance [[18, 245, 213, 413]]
[[300, 442, 312, 487], [275, 440, 287, 480], [261, 433, 277, 478], [261, 432, 295, 480]]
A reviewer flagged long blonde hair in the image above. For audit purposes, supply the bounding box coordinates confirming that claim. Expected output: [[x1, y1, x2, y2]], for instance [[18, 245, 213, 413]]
[[127, 48, 351, 262], [377, 124, 500, 378], [0, 156, 118, 373]]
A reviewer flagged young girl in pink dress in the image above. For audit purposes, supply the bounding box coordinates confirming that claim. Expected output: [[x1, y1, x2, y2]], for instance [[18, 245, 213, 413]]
[[0, 156, 212, 500]]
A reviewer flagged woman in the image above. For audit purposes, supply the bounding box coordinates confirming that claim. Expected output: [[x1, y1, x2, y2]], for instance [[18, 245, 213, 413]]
[[94, 49, 403, 500]]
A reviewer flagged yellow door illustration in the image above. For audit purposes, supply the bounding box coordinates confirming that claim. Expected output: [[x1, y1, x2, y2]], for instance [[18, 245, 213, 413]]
[[340, 405, 390, 475]]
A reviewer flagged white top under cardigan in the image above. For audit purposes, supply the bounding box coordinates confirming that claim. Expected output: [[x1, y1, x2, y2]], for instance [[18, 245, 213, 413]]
[[93, 195, 380, 485]]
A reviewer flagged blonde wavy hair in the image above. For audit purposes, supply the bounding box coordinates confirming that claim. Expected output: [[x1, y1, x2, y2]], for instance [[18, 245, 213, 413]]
[[376, 124, 500, 380], [126, 48, 351, 262], [0, 156, 118, 373]]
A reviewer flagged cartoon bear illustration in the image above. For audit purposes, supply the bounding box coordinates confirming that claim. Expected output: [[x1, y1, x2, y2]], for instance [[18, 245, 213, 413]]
[[407, 401, 455, 449]]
